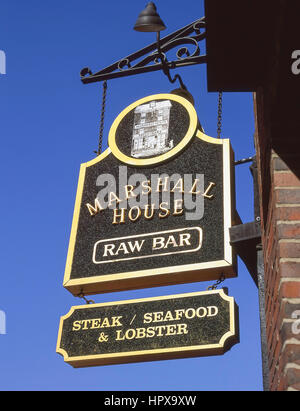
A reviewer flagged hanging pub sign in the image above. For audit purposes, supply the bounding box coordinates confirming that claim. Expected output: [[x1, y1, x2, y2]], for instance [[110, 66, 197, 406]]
[[56, 289, 239, 367], [63, 92, 237, 296]]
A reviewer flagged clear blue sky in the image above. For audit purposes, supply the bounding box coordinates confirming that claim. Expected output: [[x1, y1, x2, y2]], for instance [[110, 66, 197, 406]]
[[0, 1, 262, 391]]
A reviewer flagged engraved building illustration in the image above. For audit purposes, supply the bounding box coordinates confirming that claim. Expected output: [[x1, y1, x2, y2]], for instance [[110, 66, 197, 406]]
[[131, 100, 173, 158]]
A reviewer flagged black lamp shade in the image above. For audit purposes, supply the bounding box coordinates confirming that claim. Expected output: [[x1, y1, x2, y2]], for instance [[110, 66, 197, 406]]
[[134, 2, 166, 32]]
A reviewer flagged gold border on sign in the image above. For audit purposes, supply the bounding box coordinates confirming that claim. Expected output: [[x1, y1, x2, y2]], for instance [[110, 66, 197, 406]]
[[62, 101, 236, 296], [63, 148, 111, 288], [108, 93, 198, 166], [56, 289, 239, 367]]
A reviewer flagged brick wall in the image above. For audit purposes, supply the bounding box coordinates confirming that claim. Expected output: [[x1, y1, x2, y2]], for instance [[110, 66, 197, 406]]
[[204, 0, 300, 390], [254, 93, 300, 390]]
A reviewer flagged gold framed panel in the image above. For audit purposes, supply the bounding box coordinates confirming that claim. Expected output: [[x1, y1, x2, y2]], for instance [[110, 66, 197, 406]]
[[56, 289, 239, 368], [108, 93, 198, 166], [62, 95, 237, 296]]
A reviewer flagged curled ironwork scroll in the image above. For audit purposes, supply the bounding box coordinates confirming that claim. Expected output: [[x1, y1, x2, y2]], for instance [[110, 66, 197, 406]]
[[80, 17, 206, 84]]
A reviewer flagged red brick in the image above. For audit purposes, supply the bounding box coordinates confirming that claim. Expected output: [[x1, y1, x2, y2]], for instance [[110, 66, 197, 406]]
[[277, 223, 300, 239], [274, 172, 300, 188], [280, 281, 300, 298], [285, 368, 300, 388], [277, 347, 300, 390], [278, 242, 300, 258], [273, 157, 290, 171], [276, 206, 300, 221], [280, 344, 300, 366], [273, 340, 282, 367], [276, 189, 300, 204], [279, 261, 300, 278], [289, 382, 300, 391], [277, 375, 288, 391], [280, 300, 300, 318]]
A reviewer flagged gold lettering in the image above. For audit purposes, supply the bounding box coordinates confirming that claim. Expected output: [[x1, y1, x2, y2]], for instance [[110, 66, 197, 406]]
[[173, 199, 184, 215], [158, 202, 170, 218], [185, 308, 196, 319], [115, 330, 125, 341], [81, 320, 91, 330], [125, 329, 135, 340], [152, 237, 165, 250], [179, 233, 191, 246], [189, 178, 201, 194], [155, 325, 166, 337], [115, 323, 189, 341], [146, 327, 156, 338], [195, 307, 207, 318], [73, 317, 123, 332], [128, 206, 141, 222], [141, 180, 151, 195], [171, 178, 184, 193], [174, 309, 185, 321], [156, 177, 169, 192], [141, 306, 216, 324], [207, 306, 218, 317], [176, 323, 188, 335], [144, 204, 155, 220], [108, 191, 122, 207], [115, 242, 129, 255], [111, 316, 123, 327], [164, 235, 178, 248], [143, 312, 152, 324], [101, 317, 111, 328], [127, 240, 145, 253], [112, 208, 126, 224], [152, 312, 164, 322], [135, 328, 146, 339], [103, 243, 115, 257], [164, 311, 175, 322], [72, 320, 81, 331], [86, 198, 104, 216], [165, 324, 178, 336], [124, 185, 137, 200], [90, 319, 101, 329], [202, 182, 216, 199]]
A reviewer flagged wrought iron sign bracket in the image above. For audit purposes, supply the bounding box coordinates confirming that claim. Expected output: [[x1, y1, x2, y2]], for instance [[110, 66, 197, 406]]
[[229, 157, 262, 287], [229, 220, 261, 287], [80, 17, 206, 85]]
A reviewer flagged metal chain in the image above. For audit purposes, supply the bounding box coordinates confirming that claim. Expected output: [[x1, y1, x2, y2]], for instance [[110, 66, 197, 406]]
[[78, 292, 95, 305], [217, 91, 223, 139], [207, 273, 226, 291], [95, 80, 108, 156]]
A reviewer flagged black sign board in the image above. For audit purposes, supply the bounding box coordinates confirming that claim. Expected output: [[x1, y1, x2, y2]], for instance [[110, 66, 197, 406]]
[[63, 93, 237, 296], [56, 289, 239, 367]]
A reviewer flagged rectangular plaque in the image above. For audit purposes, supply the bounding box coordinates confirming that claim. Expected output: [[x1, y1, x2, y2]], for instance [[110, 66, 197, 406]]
[[56, 289, 239, 368], [92, 227, 202, 264]]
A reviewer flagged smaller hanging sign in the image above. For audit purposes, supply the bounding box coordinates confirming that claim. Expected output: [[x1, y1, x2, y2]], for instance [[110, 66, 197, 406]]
[[56, 289, 239, 368]]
